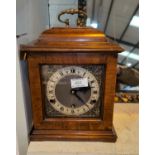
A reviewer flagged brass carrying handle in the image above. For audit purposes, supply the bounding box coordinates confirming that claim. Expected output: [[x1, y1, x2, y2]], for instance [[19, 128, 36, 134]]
[[58, 9, 87, 27]]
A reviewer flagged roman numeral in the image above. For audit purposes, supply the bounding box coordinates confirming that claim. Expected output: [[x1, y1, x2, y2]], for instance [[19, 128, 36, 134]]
[[71, 68, 75, 73], [83, 108, 86, 111], [91, 80, 94, 84], [93, 90, 97, 94], [71, 110, 75, 114], [59, 72, 63, 76], [49, 90, 53, 94], [60, 107, 64, 111], [90, 99, 97, 104], [50, 99, 55, 104]]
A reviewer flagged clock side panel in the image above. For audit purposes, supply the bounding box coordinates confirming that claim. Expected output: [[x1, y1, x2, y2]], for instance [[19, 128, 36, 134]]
[[102, 55, 118, 129]]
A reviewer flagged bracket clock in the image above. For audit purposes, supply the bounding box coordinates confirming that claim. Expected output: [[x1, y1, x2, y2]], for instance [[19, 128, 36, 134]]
[[20, 9, 123, 142]]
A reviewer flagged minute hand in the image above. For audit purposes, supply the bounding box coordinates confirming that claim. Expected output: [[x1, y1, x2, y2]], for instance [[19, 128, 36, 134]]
[[75, 92, 85, 104], [71, 90, 85, 104]]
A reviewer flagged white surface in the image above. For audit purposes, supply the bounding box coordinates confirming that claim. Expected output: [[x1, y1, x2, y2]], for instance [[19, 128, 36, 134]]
[[16, 0, 49, 155]]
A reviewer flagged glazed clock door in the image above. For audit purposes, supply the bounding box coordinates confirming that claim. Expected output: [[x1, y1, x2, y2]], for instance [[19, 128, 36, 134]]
[[41, 65, 105, 118], [27, 52, 118, 135], [27, 52, 118, 141]]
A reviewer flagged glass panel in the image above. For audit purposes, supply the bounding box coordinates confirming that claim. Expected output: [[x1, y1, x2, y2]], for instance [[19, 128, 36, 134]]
[[40, 65, 105, 118]]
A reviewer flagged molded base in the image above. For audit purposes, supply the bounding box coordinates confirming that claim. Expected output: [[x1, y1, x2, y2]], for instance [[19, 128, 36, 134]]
[[30, 127, 117, 142]]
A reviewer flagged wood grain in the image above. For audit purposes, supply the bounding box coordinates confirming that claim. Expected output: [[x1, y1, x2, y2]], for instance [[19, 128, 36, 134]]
[[21, 27, 123, 142], [20, 27, 123, 59]]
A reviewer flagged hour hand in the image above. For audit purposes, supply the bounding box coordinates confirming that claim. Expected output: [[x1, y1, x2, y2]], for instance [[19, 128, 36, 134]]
[[71, 86, 90, 92]]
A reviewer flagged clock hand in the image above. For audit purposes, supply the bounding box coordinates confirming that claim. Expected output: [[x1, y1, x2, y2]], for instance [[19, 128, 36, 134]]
[[71, 90, 85, 104], [71, 86, 90, 92], [71, 90, 90, 110]]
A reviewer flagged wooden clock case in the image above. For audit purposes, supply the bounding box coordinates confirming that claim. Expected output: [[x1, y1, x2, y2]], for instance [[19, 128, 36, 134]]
[[20, 27, 123, 142]]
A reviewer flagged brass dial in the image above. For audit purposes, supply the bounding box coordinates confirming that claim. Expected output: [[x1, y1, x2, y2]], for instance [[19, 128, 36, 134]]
[[46, 66, 100, 116]]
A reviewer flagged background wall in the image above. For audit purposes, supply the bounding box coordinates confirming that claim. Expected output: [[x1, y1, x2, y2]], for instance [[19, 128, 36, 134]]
[[16, 0, 49, 155], [49, 0, 78, 27], [16, 0, 49, 42]]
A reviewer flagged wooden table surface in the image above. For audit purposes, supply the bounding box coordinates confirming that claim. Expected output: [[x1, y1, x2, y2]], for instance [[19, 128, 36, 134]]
[[27, 103, 139, 155]]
